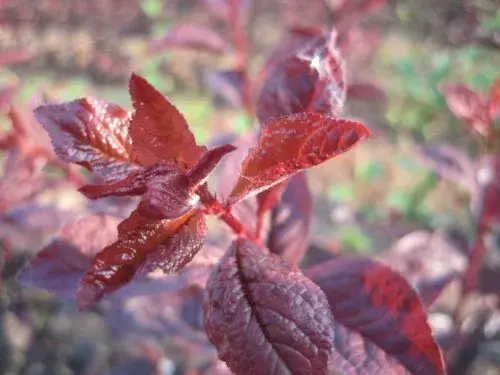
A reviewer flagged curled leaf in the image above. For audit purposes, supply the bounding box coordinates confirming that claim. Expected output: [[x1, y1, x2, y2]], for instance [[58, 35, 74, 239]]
[[229, 113, 369, 204], [186, 144, 237, 188], [77, 209, 207, 309], [129, 73, 206, 168], [204, 239, 334, 375], [34, 98, 140, 182], [306, 257, 445, 375]]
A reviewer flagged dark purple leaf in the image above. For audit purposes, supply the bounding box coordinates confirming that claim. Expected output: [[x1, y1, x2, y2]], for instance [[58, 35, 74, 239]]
[[34, 98, 140, 182], [267, 173, 313, 265], [256, 31, 346, 124], [204, 69, 246, 108], [204, 239, 334, 375], [306, 257, 446, 375], [378, 230, 469, 307]]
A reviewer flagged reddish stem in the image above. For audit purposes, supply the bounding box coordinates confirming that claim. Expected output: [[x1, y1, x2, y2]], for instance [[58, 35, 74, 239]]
[[198, 185, 257, 242], [227, 0, 253, 118]]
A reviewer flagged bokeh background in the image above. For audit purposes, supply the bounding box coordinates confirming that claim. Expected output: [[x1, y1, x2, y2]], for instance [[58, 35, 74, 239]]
[[1, 0, 499, 374]]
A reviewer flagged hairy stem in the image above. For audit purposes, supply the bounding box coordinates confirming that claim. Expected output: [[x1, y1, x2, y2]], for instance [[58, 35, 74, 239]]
[[228, 0, 253, 119]]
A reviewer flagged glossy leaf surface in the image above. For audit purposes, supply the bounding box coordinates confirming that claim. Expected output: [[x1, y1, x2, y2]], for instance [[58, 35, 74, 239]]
[[34, 98, 139, 182], [77, 209, 206, 309], [204, 240, 334, 375], [17, 215, 212, 301], [129, 73, 206, 168], [229, 113, 369, 204], [306, 258, 445, 375]]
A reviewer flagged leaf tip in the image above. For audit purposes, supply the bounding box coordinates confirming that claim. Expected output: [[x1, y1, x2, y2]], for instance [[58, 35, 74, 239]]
[[76, 283, 102, 310]]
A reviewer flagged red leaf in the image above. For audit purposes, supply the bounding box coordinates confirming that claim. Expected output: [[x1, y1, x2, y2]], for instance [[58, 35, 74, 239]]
[[81, 145, 235, 219], [204, 239, 334, 375], [441, 84, 491, 137], [229, 113, 369, 204], [129, 73, 207, 168], [306, 258, 445, 375], [490, 78, 500, 121], [378, 230, 468, 307], [17, 215, 212, 302], [80, 163, 195, 220], [34, 98, 140, 182], [77, 209, 207, 309], [150, 25, 231, 54], [256, 31, 346, 124], [267, 173, 313, 265], [186, 144, 237, 188]]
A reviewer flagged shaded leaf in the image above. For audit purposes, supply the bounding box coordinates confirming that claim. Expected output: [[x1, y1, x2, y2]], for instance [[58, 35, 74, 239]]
[[204, 69, 246, 108], [80, 162, 195, 220], [150, 25, 232, 54], [256, 31, 345, 124], [34, 98, 139, 182], [306, 257, 445, 375], [490, 78, 500, 121], [378, 230, 468, 307], [17, 215, 120, 298], [441, 84, 491, 136], [0, 152, 51, 213], [267, 173, 313, 266], [186, 144, 237, 188], [256, 181, 288, 219], [129, 73, 206, 168], [77, 209, 206, 309], [5, 204, 74, 234], [417, 144, 475, 191], [204, 239, 334, 375], [229, 113, 369, 204], [107, 291, 215, 360], [216, 133, 259, 234]]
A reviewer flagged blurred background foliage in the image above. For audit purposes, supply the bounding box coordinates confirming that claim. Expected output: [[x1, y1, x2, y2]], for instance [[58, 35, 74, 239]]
[[0, 0, 499, 373], [1, 0, 498, 253]]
